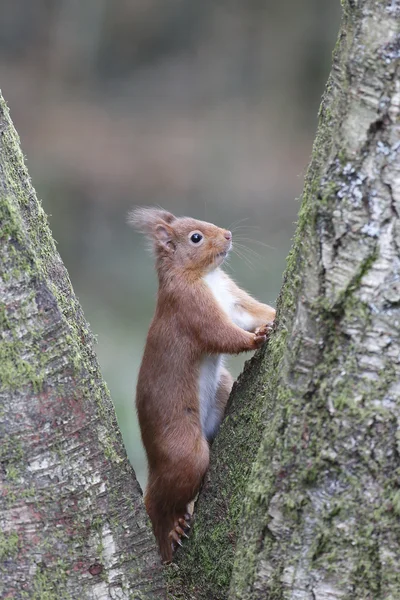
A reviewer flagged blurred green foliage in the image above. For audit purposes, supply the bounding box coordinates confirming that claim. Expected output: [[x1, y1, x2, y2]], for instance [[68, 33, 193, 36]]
[[0, 0, 340, 486]]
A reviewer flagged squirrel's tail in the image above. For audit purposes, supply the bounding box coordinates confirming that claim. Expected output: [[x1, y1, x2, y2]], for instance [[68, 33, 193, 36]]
[[144, 438, 209, 562], [154, 512, 176, 563], [145, 493, 176, 562]]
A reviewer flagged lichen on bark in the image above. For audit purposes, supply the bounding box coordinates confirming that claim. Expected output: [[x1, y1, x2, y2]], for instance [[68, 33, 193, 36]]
[[0, 94, 165, 599]]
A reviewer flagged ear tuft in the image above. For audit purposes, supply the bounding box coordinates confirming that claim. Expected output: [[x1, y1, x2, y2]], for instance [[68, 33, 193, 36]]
[[127, 207, 176, 235]]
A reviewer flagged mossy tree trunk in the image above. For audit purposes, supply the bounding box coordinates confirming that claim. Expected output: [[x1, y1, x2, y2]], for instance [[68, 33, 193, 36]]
[[0, 95, 165, 599], [174, 1, 400, 598]]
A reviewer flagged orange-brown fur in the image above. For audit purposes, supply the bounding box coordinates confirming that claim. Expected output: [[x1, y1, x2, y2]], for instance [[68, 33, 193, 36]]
[[129, 207, 275, 562]]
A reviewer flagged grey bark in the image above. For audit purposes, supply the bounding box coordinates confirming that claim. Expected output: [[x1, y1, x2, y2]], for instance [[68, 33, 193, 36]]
[[173, 1, 400, 599], [0, 94, 165, 599], [231, 1, 400, 598]]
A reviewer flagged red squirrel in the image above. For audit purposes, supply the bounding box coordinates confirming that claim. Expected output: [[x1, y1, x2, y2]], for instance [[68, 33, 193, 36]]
[[129, 207, 275, 562]]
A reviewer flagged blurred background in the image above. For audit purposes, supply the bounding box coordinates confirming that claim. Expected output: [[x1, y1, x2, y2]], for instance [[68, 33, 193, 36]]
[[0, 0, 340, 486]]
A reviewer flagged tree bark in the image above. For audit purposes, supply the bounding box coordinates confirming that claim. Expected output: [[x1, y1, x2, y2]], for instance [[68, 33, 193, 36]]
[[174, 1, 400, 598], [0, 94, 165, 599]]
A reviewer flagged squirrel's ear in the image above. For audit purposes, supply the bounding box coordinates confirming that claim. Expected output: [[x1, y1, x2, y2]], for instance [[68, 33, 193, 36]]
[[127, 207, 176, 234], [155, 224, 175, 252]]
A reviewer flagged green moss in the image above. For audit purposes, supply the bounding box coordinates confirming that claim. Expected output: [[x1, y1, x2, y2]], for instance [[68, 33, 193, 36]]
[[389, 491, 400, 517], [5, 465, 18, 481], [0, 342, 45, 391], [0, 201, 49, 393], [20, 485, 36, 499], [0, 531, 20, 560], [26, 561, 71, 600]]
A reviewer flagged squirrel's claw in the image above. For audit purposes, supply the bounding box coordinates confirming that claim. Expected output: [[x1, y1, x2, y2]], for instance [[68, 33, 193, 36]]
[[178, 517, 190, 530]]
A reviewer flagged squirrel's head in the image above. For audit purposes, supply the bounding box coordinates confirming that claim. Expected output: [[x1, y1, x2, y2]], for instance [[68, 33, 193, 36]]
[[128, 207, 232, 274]]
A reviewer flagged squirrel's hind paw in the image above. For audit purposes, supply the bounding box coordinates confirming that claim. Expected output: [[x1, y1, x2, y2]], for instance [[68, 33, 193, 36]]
[[169, 504, 194, 554]]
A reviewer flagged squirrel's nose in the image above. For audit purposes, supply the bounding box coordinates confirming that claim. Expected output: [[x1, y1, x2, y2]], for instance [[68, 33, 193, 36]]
[[224, 230, 232, 241]]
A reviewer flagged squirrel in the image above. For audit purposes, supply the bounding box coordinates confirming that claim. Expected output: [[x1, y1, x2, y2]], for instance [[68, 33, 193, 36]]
[[128, 207, 276, 562]]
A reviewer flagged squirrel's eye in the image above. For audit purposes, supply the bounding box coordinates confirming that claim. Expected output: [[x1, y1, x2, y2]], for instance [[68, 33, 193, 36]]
[[190, 233, 203, 244]]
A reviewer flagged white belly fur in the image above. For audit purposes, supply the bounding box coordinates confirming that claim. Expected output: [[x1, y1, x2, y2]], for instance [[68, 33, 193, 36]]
[[199, 269, 253, 439], [199, 355, 223, 439]]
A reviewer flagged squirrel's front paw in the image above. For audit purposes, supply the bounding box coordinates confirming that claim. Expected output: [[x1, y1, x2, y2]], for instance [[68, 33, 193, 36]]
[[253, 328, 267, 349], [254, 323, 273, 348]]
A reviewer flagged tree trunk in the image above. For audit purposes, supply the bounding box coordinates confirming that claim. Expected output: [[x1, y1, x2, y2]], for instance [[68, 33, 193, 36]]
[[0, 95, 165, 599], [174, 1, 400, 598]]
